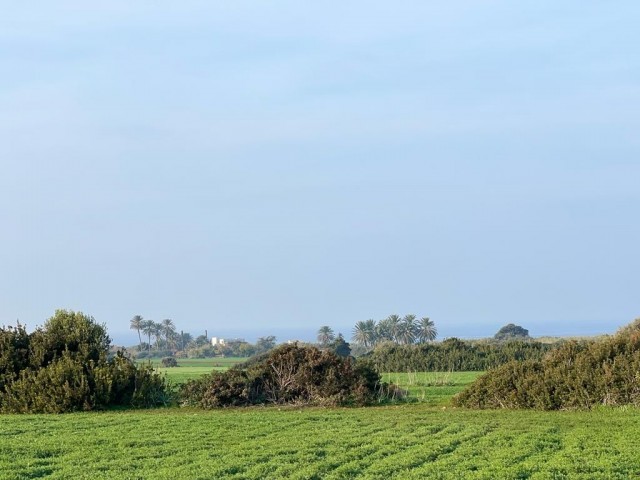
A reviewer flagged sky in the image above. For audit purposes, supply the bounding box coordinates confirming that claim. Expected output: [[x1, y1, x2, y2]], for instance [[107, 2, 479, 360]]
[[1, 1, 639, 345]]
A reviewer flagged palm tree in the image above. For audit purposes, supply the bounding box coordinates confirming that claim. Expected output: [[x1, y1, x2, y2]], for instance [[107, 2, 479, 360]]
[[397, 314, 417, 344], [352, 319, 376, 348], [316, 326, 335, 346], [161, 319, 176, 349], [151, 322, 162, 350], [385, 314, 402, 343], [375, 318, 393, 343], [130, 315, 144, 351], [141, 320, 155, 351], [417, 317, 437, 343]]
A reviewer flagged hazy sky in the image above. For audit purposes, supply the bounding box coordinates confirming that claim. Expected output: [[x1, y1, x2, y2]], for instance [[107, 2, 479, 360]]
[[2, 1, 639, 345]]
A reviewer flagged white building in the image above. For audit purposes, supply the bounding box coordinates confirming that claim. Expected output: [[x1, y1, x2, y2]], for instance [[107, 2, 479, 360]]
[[210, 336, 225, 346]]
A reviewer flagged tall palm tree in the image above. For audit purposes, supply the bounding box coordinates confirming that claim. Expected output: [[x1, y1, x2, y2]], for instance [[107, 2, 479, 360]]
[[352, 319, 376, 348], [397, 314, 417, 344], [161, 319, 176, 349], [316, 326, 335, 346], [151, 322, 162, 350], [375, 318, 393, 343], [385, 314, 402, 343], [141, 320, 155, 351], [417, 317, 437, 343], [130, 315, 144, 351]]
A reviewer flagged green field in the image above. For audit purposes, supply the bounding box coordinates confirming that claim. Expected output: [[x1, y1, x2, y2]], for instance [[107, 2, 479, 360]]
[[2, 367, 638, 479], [2, 405, 640, 479], [382, 371, 483, 405], [138, 357, 249, 385]]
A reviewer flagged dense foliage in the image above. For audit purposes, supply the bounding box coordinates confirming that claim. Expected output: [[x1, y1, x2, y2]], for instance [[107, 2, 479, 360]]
[[363, 338, 553, 372], [454, 320, 640, 410], [180, 343, 384, 407], [0, 310, 168, 413]]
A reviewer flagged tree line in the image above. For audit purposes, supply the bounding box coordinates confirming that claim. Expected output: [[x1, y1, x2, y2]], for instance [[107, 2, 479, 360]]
[[351, 314, 437, 348], [362, 338, 554, 372], [129, 315, 277, 358]]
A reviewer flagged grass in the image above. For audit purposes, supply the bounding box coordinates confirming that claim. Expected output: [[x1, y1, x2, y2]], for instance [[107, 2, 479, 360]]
[[2, 406, 640, 479], [5, 367, 634, 478], [137, 357, 249, 385], [381, 371, 483, 405]]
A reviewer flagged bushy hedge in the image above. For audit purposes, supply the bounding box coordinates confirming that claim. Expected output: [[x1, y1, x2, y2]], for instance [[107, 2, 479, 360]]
[[453, 320, 640, 410], [180, 343, 385, 408], [362, 338, 554, 372], [0, 310, 169, 413]]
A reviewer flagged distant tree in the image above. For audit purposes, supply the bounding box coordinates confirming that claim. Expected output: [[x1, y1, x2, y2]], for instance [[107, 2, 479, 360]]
[[141, 320, 155, 351], [194, 335, 209, 348], [129, 315, 144, 351], [417, 317, 437, 343], [397, 314, 417, 344], [330, 333, 351, 358], [255, 336, 277, 355], [151, 322, 163, 350], [352, 319, 376, 348], [316, 326, 335, 346], [179, 331, 192, 351], [375, 318, 394, 343], [385, 314, 402, 343], [494, 324, 530, 341], [161, 319, 176, 349]]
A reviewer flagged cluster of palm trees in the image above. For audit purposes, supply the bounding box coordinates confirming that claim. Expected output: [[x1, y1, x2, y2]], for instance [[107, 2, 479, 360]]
[[129, 315, 185, 351], [352, 314, 437, 348]]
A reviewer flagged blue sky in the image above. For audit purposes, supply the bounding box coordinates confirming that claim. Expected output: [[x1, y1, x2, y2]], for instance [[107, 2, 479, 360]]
[[1, 1, 639, 345]]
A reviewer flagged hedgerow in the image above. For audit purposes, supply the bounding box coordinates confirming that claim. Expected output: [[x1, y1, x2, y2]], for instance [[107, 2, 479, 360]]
[[362, 338, 554, 371]]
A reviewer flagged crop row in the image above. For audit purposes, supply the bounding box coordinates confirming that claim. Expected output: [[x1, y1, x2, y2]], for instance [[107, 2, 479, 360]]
[[2, 405, 640, 479]]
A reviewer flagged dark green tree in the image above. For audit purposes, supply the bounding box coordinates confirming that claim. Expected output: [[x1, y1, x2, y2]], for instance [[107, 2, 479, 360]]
[[494, 324, 529, 341], [331, 334, 351, 358]]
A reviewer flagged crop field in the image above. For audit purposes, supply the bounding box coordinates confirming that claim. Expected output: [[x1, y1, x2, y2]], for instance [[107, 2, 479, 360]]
[[2, 404, 640, 479]]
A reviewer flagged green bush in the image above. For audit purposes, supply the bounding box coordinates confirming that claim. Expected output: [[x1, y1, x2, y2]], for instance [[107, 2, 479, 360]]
[[454, 320, 640, 410], [0, 310, 169, 413], [180, 344, 386, 408]]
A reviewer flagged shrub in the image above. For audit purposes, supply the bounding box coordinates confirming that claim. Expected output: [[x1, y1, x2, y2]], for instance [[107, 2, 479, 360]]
[[180, 344, 386, 408], [0, 310, 169, 413], [161, 357, 178, 367], [454, 319, 640, 410]]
